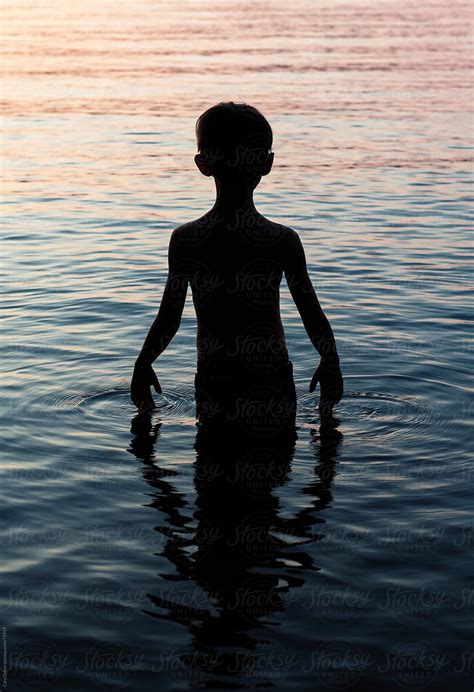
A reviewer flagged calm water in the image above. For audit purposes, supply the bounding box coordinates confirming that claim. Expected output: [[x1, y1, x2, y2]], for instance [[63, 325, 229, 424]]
[[1, 0, 473, 689]]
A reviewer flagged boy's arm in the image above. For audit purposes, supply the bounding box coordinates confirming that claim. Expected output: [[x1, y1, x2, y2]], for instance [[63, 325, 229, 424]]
[[131, 230, 188, 410], [283, 229, 343, 412]]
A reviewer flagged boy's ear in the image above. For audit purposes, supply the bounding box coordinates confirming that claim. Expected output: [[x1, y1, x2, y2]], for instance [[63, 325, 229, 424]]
[[194, 153, 213, 177], [261, 152, 274, 176]]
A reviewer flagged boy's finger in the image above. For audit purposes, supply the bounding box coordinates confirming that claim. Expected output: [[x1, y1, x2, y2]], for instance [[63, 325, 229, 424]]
[[138, 399, 155, 413], [319, 401, 334, 419], [150, 371, 162, 394]]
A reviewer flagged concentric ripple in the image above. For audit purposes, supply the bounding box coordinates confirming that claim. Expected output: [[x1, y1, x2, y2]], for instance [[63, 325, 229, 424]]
[[25, 375, 446, 445], [296, 386, 443, 441], [43, 385, 197, 423]]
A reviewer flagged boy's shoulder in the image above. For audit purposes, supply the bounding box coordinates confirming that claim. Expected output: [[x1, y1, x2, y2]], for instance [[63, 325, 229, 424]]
[[170, 219, 202, 237], [263, 218, 299, 239], [252, 216, 301, 249], [169, 214, 300, 249], [169, 217, 212, 248]]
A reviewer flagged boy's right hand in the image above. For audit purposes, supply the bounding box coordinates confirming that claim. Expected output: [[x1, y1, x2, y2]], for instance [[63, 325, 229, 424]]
[[131, 362, 162, 413], [309, 360, 343, 421]]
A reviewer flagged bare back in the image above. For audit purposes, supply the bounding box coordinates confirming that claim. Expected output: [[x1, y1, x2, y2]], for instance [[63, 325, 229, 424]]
[[170, 211, 294, 369]]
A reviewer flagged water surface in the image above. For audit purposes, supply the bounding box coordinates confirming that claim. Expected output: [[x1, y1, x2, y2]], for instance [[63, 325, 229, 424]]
[[1, 0, 473, 689]]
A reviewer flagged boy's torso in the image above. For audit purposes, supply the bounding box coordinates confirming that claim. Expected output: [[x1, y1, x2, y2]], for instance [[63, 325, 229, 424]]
[[173, 211, 293, 371]]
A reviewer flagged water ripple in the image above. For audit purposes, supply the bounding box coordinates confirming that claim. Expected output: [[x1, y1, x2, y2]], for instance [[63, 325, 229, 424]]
[[49, 385, 197, 423], [297, 384, 444, 442]]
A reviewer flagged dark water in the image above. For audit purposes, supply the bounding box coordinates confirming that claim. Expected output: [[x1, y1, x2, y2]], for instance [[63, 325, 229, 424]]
[[1, 0, 473, 689]]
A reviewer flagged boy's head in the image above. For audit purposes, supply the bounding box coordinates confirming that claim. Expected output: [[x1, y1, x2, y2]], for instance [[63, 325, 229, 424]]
[[195, 102, 274, 185]]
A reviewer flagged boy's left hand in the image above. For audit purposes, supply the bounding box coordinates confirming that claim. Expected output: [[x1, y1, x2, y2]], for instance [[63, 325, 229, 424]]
[[309, 360, 343, 420], [131, 362, 162, 413]]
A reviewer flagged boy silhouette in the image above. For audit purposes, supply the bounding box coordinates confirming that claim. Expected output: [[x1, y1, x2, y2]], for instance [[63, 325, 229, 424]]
[[131, 102, 343, 427]]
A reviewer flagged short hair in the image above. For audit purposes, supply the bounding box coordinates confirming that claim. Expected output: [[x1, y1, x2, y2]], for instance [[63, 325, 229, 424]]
[[195, 102, 273, 179]]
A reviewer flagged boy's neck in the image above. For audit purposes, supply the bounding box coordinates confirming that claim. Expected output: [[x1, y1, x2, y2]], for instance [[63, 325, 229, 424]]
[[211, 178, 257, 216]]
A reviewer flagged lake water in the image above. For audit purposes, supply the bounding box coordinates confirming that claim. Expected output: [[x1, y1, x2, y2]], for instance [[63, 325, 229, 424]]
[[1, 0, 473, 689]]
